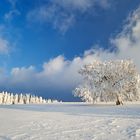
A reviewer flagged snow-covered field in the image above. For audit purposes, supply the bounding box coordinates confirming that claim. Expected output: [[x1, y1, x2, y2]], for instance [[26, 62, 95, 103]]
[[0, 102, 140, 140]]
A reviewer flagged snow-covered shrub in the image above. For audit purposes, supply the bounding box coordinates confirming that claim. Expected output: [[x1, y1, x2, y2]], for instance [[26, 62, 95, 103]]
[[74, 60, 140, 104]]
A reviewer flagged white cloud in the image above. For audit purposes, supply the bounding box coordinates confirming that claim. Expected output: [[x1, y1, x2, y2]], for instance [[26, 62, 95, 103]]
[[8, 0, 17, 8], [0, 38, 10, 54], [54, 0, 111, 12], [27, 0, 111, 33], [4, 0, 20, 21], [4, 9, 20, 21], [110, 6, 140, 71], [11, 66, 36, 83], [0, 51, 100, 98], [55, 0, 93, 12], [71, 5, 140, 72], [6, 53, 97, 89], [1, 5, 140, 100], [40, 55, 67, 76], [27, 4, 75, 34]]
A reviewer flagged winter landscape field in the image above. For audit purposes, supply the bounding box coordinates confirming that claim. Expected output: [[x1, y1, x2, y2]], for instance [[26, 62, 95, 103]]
[[0, 102, 140, 140], [1, 1, 140, 140]]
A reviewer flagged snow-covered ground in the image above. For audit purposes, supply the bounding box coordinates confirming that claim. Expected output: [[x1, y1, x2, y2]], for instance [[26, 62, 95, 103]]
[[0, 102, 140, 140]]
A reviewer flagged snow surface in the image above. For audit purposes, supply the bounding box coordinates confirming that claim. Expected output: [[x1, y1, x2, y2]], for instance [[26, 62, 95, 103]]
[[0, 102, 140, 140]]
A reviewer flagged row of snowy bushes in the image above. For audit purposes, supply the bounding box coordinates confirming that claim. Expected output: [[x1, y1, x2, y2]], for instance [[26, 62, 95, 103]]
[[0, 91, 59, 104]]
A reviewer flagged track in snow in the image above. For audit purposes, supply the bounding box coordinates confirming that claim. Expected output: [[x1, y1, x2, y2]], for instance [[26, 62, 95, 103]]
[[0, 103, 140, 140]]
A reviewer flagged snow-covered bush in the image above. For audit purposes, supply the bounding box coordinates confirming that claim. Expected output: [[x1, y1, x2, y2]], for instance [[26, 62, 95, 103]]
[[0, 91, 59, 104], [74, 60, 140, 104]]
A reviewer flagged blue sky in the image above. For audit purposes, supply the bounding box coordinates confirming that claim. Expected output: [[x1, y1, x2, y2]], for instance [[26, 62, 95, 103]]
[[0, 0, 140, 101]]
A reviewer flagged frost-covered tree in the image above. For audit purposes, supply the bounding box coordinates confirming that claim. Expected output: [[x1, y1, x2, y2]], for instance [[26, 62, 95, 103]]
[[0, 92, 59, 104], [3, 91, 8, 104], [14, 94, 18, 104], [10, 93, 14, 104], [39, 96, 43, 103], [30, 95, 35, 104], [24, 94, 30, 104], [42, 99, 47, 103], [6, 93, 11, 104], [0, 93, 3, 104], [74, 60, 140, 104], [47, 99, 52, 103], [18, 94, 24, 104]]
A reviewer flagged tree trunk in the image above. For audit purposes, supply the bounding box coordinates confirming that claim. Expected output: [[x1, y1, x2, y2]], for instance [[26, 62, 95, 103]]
[[116, 99, 121, 105], [116, 96, 123, 105]]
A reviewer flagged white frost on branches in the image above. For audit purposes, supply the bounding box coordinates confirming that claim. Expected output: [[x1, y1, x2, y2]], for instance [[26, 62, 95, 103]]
[[74, 60, 140, 103], [0, 91, 59, 104]]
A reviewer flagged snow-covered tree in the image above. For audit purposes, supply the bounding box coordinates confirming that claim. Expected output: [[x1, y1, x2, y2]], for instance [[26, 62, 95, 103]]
[[74, 60, 140, 104], [35, 96, 39, 104], [30, 95, 35, 104], [10, 93, 14, 104], [0, 93, 3, 104], [0, 92, 59, 104], [18, 94, 24, 104], [24, 94, 30, 104], [6, 93, 11, 104], [14, 94, 18, 104], [42, 99, 47, 103], [47, 99, 52, 103], [39, 96, 43, 103], [3, 91, 8, 104]]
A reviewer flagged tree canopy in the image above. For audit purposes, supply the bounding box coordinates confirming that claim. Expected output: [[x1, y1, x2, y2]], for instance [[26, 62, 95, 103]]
[[74, 60, 140, 104]]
